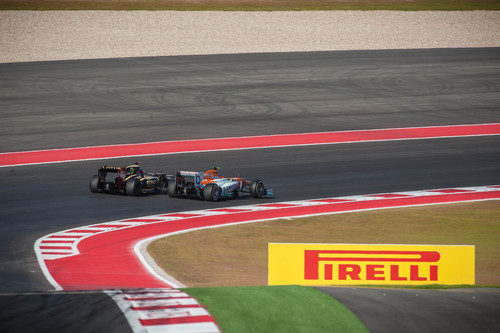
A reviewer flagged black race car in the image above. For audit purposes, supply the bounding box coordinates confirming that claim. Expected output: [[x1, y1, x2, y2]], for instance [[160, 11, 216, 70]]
[[89, 162, 170, 196]]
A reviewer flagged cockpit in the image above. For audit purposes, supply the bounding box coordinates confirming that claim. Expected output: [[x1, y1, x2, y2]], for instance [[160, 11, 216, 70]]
[[126, 165, 140, 176]]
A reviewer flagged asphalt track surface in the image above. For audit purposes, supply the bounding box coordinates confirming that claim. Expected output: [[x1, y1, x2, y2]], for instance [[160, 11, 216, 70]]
[[0, 291, 132, 333], [0, 48, 499, 330], [316, 287, 500, 333], [1, 287, 498, 333], [1, 48, 499, 152]]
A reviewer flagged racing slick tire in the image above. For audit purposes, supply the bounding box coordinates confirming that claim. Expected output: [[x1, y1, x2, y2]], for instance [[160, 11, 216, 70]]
[[167, 181, 180, 198], [89, 175, 101, 193], [250, 180, 265, 198], [125, 178, 141, 196], [203, 183, 221, 201]]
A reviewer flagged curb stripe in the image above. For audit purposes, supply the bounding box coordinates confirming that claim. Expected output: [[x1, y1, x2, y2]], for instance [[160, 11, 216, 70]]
[[106, 289, 220, 333], [35, 186, 499, 332], [34, 185, 499, 291], [3, 123, 499, 167], [132, 304, 202, 311], [139, 316, 214, 326]]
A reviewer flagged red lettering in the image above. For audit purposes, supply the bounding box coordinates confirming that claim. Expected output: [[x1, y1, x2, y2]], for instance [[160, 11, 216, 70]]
[[366, 265, 385, 280], [390, 265, 407, 281], [338, 264, 361, 280], [325, 264, 333, 280], [410, 265, 426, 281], [304, 250, 321, 279], [430, 265, 438, 281], [304, 250, 441, 281]]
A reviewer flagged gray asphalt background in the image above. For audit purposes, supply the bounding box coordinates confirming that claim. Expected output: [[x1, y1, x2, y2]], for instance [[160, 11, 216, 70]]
[[317, 287, 500, 333], [0, 291, 132, 333], [0, 48, 499, 331], [1, 48, 499, 152]]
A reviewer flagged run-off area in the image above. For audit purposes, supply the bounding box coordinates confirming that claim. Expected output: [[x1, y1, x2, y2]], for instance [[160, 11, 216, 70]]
[[145, 200, 499, 333], [148, 201, 500, 287]]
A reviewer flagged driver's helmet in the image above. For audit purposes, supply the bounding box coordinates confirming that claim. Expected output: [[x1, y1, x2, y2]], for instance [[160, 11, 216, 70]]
[[204, 166, 221, 179], [138, 169, 146, 176], [126, 165, 140, 176]]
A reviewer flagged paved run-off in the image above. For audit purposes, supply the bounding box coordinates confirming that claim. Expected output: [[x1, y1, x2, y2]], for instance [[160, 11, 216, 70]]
[[1, 10, 499, 63]]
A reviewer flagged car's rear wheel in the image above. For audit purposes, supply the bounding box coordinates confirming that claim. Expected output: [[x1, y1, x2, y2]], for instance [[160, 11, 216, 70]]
[[89, 175, 101, 193], [250, 180, 265, 198], [167, 181, 180, 198], [125, 178, 141, 196], [203, 183, 221, 201]]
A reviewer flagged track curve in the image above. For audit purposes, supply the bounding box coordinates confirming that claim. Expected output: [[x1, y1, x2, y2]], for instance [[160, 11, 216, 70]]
[[0, 48, 499, 292], [35, 185, 500, 291]]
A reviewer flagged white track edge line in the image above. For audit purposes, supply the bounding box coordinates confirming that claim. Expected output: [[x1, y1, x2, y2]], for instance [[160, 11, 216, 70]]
[[34, 186, 499, 291], [135, 197, 499, 290], [3, 133, 500, 168], [34, 238, 63, 290], [134, 239, 186, 289], [5, 122, 498, 154]]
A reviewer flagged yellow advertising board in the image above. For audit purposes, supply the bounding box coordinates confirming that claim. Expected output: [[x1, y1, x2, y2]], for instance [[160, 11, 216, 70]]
[[268, 243, 474, 286]]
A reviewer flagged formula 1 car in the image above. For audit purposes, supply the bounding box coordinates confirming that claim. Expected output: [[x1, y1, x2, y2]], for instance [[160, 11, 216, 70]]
[[167, 167, 274, 201], [89, 162, 170, 196]]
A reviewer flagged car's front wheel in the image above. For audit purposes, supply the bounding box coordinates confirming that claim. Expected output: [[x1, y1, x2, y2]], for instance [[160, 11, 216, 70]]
[[250, 180, 265, 198], [203, 183, 221, 201], [125, 178, 141, 196]]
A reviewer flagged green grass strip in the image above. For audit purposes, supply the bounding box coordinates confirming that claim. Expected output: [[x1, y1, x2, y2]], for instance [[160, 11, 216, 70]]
[[0, 1, 499, 11], [184, 285, 368, 333]]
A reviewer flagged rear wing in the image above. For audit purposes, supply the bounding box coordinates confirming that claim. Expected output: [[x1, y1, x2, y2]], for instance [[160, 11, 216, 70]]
[[176, 171, 204, 188], [99, 166, 122, 173], [97, 166, 124, 181]]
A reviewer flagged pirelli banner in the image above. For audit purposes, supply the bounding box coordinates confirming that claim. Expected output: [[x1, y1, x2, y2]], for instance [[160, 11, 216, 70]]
[[268, 243, 475, 286]]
